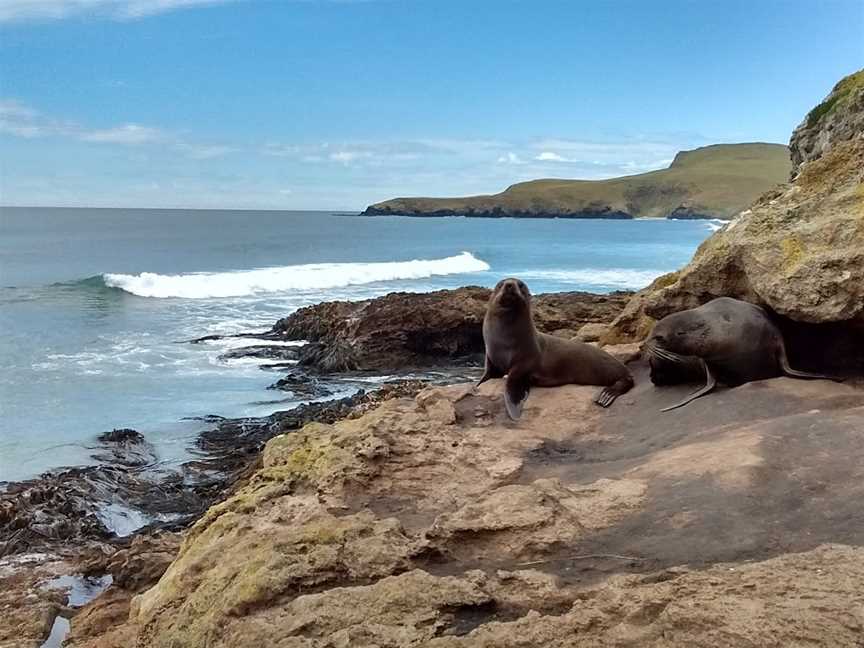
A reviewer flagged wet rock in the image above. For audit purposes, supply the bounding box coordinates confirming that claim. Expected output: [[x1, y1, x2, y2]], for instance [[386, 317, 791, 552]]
[[217, 345, 301, 363], [270, 287, 632, 372], [266, 369, 333, 399], [90, 429, 157, 468]]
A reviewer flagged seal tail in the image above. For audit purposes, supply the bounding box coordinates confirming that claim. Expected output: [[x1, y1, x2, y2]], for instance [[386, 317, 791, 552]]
[[593, 373, 635, 408]]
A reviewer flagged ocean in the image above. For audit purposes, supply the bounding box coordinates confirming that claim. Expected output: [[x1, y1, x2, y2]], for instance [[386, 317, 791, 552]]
[[0, 207, 717, 482]]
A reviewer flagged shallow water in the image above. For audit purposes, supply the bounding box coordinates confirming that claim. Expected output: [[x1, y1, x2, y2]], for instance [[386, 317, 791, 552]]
[[0, 207, 716, 481]]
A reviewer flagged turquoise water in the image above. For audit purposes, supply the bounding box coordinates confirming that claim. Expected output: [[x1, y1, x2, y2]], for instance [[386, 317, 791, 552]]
[[0, 207, 716, 481]]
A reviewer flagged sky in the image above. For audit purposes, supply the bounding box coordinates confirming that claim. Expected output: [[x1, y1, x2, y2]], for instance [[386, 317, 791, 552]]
[[1, 0, 862, 210]]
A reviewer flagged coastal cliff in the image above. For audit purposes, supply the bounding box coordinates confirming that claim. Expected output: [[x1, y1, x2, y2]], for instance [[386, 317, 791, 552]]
[[4, 72, 864, 648], [605, 68, 864, 358], [363, 143, 791, 220]]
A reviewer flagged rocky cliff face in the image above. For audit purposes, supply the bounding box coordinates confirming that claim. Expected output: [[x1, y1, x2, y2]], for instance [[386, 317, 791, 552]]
[[791, 70, 864, 174], [605, 68, 864, 362]]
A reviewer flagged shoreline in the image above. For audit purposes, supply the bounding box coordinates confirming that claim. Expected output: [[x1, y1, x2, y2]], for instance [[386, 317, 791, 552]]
[[360, 208, 728, 221], [1, 285, 631, 550], [0, 285, 633, 647]]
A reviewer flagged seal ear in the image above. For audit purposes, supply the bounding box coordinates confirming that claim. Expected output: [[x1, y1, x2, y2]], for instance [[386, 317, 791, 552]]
[[504, 372, 531, 420]]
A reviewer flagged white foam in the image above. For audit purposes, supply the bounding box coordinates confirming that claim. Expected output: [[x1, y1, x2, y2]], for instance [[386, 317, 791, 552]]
[[705, 219, 726, 232], [519, 268, 670, 290], [103, 252, 490, 299]]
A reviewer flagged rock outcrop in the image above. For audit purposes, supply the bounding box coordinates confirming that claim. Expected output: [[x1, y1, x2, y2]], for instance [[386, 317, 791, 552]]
[[605, 69, 864, 370], [271, 287, 632, 372], [67, 361, 864, 647]]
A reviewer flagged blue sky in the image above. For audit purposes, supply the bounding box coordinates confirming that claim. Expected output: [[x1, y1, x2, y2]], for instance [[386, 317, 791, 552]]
[[1, 0, 862, 210]]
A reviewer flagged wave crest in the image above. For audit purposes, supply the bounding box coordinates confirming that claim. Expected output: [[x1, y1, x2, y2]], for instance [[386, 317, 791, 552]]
[[102, 252, 490, 299]]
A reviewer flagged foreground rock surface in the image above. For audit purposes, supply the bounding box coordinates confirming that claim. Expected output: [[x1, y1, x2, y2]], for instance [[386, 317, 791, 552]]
[[271, 287, 632, 372], [68, 360, 864, 647]]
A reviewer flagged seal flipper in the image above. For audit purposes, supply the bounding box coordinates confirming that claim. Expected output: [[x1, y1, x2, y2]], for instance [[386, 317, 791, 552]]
[[476, 355, 505, 387], [594, 374, 635, 408], [777, 338, 838, 381], [661, 361, 716, 412], [504, 372, 531, 420]]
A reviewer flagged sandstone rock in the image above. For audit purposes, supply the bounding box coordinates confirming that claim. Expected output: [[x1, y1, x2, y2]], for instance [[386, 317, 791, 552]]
[[76, 362, 864, 647], [791, 69, 864, 174], [600, 342, 642, 364], [575, 322, 609, 342]]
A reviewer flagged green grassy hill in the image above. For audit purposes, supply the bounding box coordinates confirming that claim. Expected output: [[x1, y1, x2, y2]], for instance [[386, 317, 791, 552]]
[[363, 143, 791, 220]]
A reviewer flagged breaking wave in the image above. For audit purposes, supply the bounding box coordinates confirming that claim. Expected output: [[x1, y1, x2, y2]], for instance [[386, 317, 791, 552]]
[[100, 252, 490, 299]]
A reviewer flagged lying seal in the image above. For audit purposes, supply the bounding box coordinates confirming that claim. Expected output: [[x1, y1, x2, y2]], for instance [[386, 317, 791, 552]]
[[644, 297, 830, 411], [477, 278, 634, 420]]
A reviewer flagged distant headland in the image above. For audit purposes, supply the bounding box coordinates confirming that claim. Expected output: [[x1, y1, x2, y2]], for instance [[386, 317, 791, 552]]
[[362, 142, 791, 220]]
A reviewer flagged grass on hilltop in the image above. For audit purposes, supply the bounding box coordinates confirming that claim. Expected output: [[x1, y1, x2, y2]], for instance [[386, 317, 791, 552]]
[[366, 143, 791, 220]]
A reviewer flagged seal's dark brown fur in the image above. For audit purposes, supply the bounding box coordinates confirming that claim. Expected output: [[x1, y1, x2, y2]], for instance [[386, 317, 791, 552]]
[[478, 278, 634, 420], [644, 297, 832, 411]]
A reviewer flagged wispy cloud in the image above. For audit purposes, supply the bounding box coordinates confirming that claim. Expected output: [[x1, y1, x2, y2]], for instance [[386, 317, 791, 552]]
[[0, 0, 239, 23], [2, 101, 716, 209], [0, 98, 234, 159], [80, 123, 164, 144], [329, 150, 373, 164], [496, 152, 526, 165]]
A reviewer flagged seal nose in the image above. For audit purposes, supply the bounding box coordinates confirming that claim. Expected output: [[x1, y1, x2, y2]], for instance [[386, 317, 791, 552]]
[[503, 280, 517, 294]]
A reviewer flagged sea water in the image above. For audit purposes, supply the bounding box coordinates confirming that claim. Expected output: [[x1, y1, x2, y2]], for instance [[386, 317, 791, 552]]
[[0, 207, 717, 481]]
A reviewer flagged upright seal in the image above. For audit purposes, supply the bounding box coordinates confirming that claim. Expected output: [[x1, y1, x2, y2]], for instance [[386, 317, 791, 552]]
[[644, 296, 831, 411], [478, 278, 634, 420]]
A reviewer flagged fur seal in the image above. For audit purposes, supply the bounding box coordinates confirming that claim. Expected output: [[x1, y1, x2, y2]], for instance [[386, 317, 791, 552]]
[[477, 278, 634, 420], [644, 296, 830, 411]]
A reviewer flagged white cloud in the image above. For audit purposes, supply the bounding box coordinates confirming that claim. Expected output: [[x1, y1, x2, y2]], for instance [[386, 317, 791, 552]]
[[534, 151, 571, 162], [496, 152, 525, 165], [80, 123, 163, 144], [329, 150, 372, 164], [0, 99, 63, 137], [178, 142, 235, 159], [262, 143, 301, 157], [0, 0, 238, 23]]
